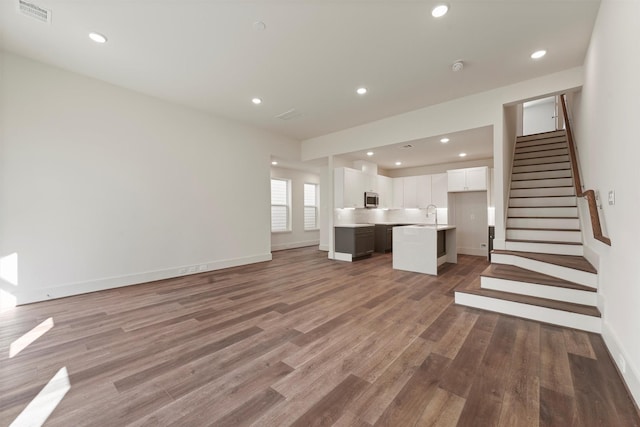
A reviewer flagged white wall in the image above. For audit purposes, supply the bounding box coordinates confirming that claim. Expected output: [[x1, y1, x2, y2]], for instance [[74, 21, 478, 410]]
[[572, 0, 640, 406], [0, 52, 300, 305], [270, 167, 320, 251]]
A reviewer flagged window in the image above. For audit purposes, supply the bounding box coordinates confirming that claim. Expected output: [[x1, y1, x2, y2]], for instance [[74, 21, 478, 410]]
[[271, 178, 290, 232], [304, 183, 319, 230]]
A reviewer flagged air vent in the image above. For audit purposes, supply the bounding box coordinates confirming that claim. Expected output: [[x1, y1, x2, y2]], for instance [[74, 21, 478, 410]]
[[400, 144, 414, 149], [275, 109, 301, 121], [17, 0, 51, 23]]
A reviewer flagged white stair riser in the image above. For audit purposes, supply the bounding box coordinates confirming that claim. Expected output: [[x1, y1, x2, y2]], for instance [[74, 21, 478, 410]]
[[515, 142, 568, 154], [454, 292, 601, 333], [480, 277, 597, 306], [510, 187, 575, 197], [511, 170, 572, 181], [507, 217, 580, 230], [505, 240, 584, 256], [509, 196, 576, 207], [514, 148, 568, 160], [514, 155, 569, 167], [508, 206, 578, 217], [491, 253, 597, 287], [511, 177, 575, 190], [517, 133, 566, 144], [506, 229, 582, 243], [512, 162, 571, 173]]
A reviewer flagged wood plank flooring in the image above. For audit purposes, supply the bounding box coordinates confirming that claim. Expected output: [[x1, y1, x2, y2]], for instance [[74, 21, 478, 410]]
[[1, 247, 638, 426]]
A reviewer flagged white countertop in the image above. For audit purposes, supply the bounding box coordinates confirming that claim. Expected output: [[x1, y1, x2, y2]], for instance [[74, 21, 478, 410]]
[[395, 224, 456, 231], [334, 224, 375, 228], [370, 222, 416, 226]]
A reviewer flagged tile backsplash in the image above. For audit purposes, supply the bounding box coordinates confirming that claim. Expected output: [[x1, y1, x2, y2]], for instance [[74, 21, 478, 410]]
[[334, 208, 448, 226]]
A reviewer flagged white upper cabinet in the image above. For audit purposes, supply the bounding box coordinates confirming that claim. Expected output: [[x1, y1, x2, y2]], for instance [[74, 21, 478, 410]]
[[431, 173, 448, 207], [416, 175, 432, 208], [377, 175, 394, 208], [392, 178, 404, 208], [393, 175, 435, 208], [335, 167, 365, 208], [403, 176, 418, 208], [447, 167, 488, 192]]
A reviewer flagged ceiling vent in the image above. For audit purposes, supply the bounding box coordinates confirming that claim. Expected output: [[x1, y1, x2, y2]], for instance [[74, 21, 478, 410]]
[[275, 109, 301, 121], [400, 144, 414, 149], [17, 0, 51, 23]]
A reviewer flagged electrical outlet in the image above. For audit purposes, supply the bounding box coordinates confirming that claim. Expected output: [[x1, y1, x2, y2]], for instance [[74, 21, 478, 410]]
[[178, 268, 187, 275], [187, 266, 197, 273], [198, 264, 207, 272], [619, 354, 626, 374], [608, 190, 615, 205]]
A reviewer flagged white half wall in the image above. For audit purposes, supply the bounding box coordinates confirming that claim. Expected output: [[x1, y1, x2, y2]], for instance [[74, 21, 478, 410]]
[[270, 167, 320, 251], [0, 52, 300, 305], [572, 0, 640, 407]]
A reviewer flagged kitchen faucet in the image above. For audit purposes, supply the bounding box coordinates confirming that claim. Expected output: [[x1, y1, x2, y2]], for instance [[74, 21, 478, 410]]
[[426, 204, 438, 227]]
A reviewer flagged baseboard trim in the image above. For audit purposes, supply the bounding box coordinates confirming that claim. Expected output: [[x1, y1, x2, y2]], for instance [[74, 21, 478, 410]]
[[13, 253, 273, 305], [602, 321, 640, 411], [457, 247, 488, 257], [319, 244, 329, 252], [271, 240, 320, 252], [333, 252, 353, 262]]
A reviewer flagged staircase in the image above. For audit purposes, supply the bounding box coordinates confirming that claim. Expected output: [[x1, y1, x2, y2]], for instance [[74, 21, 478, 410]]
[[455, 130, 601, 333]]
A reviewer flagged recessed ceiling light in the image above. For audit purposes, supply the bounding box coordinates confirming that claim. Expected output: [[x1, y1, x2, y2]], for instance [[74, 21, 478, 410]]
[[89, 32, 107, 44], [395, 161, 402, 166], [459, 152, 467, 157], [252, 97, 262, 105], [271, 161, 278, 165], [366, 151, 374, 156], [440, 137, 450, 143], [531, 50, 547, 59], [356, 87, 368, 95], [431, 4, 449, 18], [253, 21, 266, 31]]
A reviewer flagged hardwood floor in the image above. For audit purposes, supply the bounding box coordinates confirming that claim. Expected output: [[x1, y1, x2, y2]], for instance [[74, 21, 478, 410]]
[[1, 247, 638, 426]]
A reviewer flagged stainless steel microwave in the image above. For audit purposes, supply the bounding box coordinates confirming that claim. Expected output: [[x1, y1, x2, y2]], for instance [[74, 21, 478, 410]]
[[364, 192, 379, 208]]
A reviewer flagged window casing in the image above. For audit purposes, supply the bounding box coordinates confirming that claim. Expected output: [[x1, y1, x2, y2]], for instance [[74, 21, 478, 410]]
[[304, 183, 319, 230], [271, 178, 290, 232]]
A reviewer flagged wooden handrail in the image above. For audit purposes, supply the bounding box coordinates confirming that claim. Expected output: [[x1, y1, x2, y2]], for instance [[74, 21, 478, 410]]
[[560, 94, 611, 246]]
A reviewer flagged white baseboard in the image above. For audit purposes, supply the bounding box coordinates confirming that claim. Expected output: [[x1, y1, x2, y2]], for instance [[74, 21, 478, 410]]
[[319, 244, 329, 252], [602, 321, 640, 410], [582, 244, 600, 275], [457, 246, 488, 257], [13, 253, 273, 305], [333, 252, 353, 262], [271, 240, 320, 252]]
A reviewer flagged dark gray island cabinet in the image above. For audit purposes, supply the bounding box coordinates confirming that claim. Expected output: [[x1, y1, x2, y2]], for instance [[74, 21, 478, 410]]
[[334, 224, 375, 261]]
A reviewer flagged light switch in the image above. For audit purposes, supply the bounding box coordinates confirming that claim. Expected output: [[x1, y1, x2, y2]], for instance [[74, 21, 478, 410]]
[[608, 190, 615, 205]]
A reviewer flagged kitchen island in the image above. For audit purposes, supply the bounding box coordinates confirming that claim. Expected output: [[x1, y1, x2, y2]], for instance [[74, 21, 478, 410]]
[[392, 225, 457, 275]]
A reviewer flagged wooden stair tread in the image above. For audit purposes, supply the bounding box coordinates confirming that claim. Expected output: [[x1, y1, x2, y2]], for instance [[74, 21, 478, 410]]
[[508, 205, 577, 208], [480, 264, 594, 292], [456, 280, 601, 318], [507, 216, 579, 219], [506, 239, 582, 246], [512, 168, 571, 174], [510, 195, 576, 198], [492, 250, 597, 273], [506, 227, 581, 232]]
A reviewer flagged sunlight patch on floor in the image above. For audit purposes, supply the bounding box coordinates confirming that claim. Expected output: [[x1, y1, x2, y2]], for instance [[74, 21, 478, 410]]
[[10, 366, 71, 427], [10, 317, 54, 358]]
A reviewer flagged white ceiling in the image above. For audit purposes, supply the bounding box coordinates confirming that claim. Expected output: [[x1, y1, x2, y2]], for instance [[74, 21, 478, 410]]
[[0, 0, 600, 143]]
